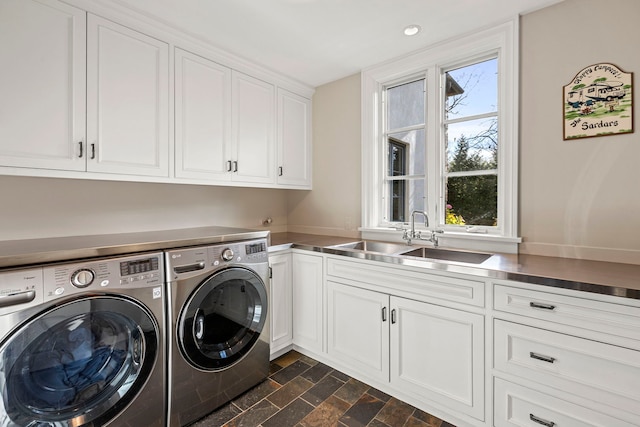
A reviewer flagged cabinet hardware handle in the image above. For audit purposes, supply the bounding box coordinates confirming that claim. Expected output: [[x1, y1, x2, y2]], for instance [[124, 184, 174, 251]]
[[278, 166, 283, 176], [382, 307, 387, 322], [90, 143, 96, 159], [233, 161, 238, 172], [530, 413, 555, 427], [391, 309, 397, 324], [227, 160, 232, 172], [268, 267, 272, 279], [529, 352, 556, 363], [78, 141, 83, 158], [530, 302, 556, 310]]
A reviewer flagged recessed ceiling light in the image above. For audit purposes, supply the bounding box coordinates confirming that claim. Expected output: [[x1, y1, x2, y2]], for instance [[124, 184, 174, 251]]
[[403, 25, 421, 36]]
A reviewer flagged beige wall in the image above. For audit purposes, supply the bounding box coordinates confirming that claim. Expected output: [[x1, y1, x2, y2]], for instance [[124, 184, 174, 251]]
[[287, 73, 361, 238], [519, 0, 640, 263], [0, 176, 287, 240]]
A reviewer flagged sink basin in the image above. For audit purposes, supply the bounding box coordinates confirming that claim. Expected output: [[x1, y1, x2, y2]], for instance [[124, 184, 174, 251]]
[[329, 240, 408, 254], [399, 247, 492, 264]]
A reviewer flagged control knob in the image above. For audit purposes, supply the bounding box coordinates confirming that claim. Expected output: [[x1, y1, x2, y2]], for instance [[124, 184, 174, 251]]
[[71, 269, 95, 288], [221, 248, 235, 262]]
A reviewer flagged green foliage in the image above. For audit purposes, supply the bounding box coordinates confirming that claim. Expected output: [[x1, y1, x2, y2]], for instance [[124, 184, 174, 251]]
[[446, 135, 497, 226]]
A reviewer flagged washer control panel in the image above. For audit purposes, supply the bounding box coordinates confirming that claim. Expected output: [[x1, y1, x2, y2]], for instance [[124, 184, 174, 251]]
[[165, 238, 268, 280], [43, 252, 164, 302]]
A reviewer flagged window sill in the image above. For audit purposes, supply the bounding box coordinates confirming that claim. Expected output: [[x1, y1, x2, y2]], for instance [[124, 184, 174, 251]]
[[360, 227, 521, 254]]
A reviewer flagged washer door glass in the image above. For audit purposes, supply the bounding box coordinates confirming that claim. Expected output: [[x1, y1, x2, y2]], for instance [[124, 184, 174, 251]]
[[179, 267, 268, 371], [0, 296, 158, 427]]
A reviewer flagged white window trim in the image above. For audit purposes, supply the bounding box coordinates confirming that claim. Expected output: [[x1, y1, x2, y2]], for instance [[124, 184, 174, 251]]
[[360, 19, 521, 254]]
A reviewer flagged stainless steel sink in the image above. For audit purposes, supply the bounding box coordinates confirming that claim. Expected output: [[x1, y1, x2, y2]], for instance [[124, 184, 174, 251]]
[[328, 240, 408, 254], [399, 247, 492, 264]]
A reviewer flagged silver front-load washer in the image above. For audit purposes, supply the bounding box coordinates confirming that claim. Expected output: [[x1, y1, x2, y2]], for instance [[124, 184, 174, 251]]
[[165, 238, 269, 426], [0, 252, 165, 427]]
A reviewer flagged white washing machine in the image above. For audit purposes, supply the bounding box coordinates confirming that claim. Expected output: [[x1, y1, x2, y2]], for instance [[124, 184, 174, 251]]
[[165, 238, 270, 426], [0, 252, 166, 427]]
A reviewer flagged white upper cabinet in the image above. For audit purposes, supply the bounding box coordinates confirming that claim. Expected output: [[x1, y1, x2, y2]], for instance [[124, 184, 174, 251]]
[[277, 89, 312, 188], [231, 71, 276, 184], [174, 48, 232, 180], [87, 15, 169, 177], [0, 0, 86, 171]]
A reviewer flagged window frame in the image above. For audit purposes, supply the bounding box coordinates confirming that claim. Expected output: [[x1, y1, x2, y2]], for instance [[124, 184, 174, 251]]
[[361, 20, 520, 253]]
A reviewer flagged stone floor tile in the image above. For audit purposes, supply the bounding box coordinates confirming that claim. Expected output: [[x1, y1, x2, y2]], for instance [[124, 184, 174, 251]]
[[232, 379, 281, 410], [270, 360, 312, 385], [273, 350, 303, 368], [338, 393, 385, 427], [412, 409, 444, 427], [261, 398, 315, 427], [190, 402, 242, 427], [375, 397, 415, 426], [301, 361, 333, 383], [300, 374, 345, 406], [299, 395, 351, 427], [366, 387, 391, 403], [367, 419, 391, 427], [403, 416, 433, 427], [334, 378, 370, 405], [267, 376, 314, 408], [222, 399, 278, 427], [330, 369, 351, 382]]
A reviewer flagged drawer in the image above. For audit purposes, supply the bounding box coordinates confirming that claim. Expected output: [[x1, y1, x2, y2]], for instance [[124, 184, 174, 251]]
[[327, 257, 484, 307], [494, 320, 640, 416], [494, 378, 637, 427], [494, 284, 640, 341]]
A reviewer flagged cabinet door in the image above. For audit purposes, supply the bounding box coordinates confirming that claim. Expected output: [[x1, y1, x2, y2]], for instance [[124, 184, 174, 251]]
[[231, 71, 275, 184], [0, 0, 86, 171], [277, 89, 312, 188], [292, 252, 323, 353], [327, 281, 390, 382], [87, 15, 169, 177], [390, 296, 484, 420], [175, 48, 231, 180], [269, 253, 293, 354]]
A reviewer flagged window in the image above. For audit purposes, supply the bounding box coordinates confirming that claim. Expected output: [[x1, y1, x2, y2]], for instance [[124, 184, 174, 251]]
[[362, 21, 520, 252]]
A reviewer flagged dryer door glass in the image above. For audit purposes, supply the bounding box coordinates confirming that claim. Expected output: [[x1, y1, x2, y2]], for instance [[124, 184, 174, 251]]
[[179, 267, 268, 370], [0, 296, 158, 427]]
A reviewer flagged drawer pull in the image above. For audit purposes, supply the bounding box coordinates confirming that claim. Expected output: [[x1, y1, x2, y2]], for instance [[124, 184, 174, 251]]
[[530, 413, 555, 427], [529, 302, 556, 310], [382, 307, 387, 322], [530, 352, 556, 364]]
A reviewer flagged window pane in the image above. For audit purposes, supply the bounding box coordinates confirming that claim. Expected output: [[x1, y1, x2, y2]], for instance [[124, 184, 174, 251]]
[[446, 175, 497, 226], [446, 117, 497, 172], [388, 179, 425, 223], [387, 79, 425, 130], [445, 58, 497, 120], [388, 129, 425, 175]]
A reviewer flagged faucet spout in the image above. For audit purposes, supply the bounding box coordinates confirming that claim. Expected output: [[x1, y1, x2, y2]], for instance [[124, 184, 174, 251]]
[[403, 210, 430, 245]]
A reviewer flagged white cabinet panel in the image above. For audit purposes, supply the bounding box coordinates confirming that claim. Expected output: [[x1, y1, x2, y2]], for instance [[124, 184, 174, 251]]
[[327, 281, 390, 382], [277, 89, 311, 188], [292, 252, 323, 353], [0, 0, 86, 171], [175, 48, 231, 180], [269, 252, 293, 354], [232, 72, 275, 184], [87, 15, 169, 177], [495, 378, 636, 427], [391, 296, 484, 420], [494, 319, 640, 417]]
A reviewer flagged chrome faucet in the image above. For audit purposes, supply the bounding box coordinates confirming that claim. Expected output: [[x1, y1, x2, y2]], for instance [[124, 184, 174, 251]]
[[402, 210, 443, 246]]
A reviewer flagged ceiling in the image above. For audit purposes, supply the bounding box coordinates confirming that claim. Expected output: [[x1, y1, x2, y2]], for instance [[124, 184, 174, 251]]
[[108, 0, 564, 88]]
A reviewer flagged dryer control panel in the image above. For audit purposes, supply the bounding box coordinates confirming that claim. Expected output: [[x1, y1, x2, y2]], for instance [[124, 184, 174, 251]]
[[42, 252, 164, 302]]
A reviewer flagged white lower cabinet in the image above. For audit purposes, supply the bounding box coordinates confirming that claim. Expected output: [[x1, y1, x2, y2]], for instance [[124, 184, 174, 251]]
[[494, 378, 636, 427], [326, 279, 484, 421], [269, 252, 293, 355], [292, 252, 323, 353]]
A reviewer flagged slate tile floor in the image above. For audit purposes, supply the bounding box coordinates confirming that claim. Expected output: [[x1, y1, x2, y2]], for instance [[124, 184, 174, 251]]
[[191, 351, 457, 427]]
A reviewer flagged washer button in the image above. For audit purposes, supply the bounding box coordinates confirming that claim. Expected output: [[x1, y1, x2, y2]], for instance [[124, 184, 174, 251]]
[[54, 287, 64, 295]]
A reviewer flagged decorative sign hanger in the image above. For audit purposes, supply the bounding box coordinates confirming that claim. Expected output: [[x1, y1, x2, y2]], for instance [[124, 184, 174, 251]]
[[563, 63, 633, 140]]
